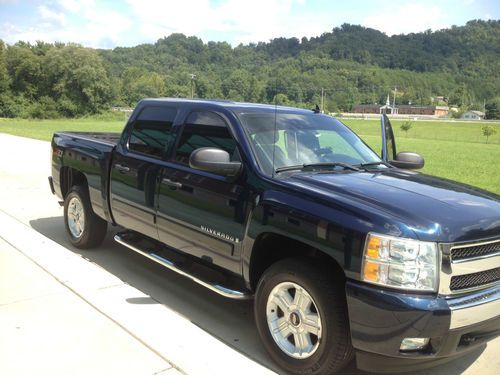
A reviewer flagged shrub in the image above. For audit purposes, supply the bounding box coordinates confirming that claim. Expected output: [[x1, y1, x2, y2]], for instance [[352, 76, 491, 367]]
[[482, 125, 497, 143], [400, 121, 413, 137]]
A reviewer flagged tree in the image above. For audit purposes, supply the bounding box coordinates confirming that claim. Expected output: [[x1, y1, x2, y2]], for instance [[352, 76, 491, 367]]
[[482, 125, 497, 143], [5, 44, 42, 98], [1, 21, 500, 118], [0, 40, 10, 93], [485, 97, 500, 120], [43, 45, 111, 115], [273, 93, 290, 105], [400, 121, 413, 137]]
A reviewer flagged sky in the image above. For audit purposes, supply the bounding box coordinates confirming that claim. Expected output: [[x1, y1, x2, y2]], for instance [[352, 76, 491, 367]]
[[0, 0, 499, 49]]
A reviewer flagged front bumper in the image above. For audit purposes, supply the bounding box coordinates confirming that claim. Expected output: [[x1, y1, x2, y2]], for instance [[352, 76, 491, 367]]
[[346, 281, 500, 373]]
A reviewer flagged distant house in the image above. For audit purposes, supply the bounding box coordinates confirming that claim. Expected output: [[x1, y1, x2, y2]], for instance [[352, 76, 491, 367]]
[[398, 105, 449, 117], [353, 95, 398, 115], [352, 92, 450, 117], [461, 111, 485, 120], [352, 103, 449, 117]]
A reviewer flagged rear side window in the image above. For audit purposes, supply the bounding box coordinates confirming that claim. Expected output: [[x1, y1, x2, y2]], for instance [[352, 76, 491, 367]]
[[174, 111, 237, 165], [128, 106, 177, 158]]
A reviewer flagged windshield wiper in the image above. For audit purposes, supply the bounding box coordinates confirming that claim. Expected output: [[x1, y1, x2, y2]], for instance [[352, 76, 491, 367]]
[[275, 162, 361, 174], [358, 161, 391, 168]]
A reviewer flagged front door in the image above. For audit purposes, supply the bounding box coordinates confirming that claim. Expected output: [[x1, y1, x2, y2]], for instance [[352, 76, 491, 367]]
[[110, 105, 177, 240], [156, 110, 249, 274], [381, 114, 397, 162]]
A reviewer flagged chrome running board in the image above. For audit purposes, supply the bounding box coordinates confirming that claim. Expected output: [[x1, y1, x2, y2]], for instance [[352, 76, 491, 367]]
[[114, 233, 252, 300]]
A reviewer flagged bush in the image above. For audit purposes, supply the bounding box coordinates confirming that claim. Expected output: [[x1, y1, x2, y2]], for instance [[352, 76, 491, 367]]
[[28, 96, 60, 119], [400, 121, 413, 137], [482, 125, 497, 143], [57, 96, 80, 117], [0, 94, 31, 118], [83, 109, 129, 121], [450, 109, 465, 119]]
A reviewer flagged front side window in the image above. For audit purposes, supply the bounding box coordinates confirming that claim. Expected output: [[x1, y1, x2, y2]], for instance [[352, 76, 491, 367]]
[[174, 111, 238, 166], [236, 111, 381, 175], [128, 106, 177, 158]]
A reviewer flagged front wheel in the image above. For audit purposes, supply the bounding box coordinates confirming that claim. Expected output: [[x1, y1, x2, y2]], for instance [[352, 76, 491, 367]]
[[64, 185, 107, 249], [254, 258, 353, 375]]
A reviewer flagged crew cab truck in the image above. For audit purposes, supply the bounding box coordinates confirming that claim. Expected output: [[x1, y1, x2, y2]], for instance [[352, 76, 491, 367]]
[[49, 98, 500, 374]]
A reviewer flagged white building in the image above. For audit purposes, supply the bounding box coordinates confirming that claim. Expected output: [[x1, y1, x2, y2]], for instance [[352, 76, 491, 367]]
[[461, 111, 485, 120], [379, 94, 398, 115]]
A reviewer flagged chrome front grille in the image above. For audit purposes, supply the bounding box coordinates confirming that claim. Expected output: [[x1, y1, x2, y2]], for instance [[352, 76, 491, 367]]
[[450, 267, 500, 291], [451, 241, 500, 262], [439, 238, 500, 295]]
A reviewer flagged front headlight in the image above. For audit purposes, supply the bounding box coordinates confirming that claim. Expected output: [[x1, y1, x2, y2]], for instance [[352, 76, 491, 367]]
[[361, 233, 439, 292]]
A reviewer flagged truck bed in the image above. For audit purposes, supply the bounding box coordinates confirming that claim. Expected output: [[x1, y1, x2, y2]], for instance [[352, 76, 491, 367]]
[[55, 131, 121, 146]]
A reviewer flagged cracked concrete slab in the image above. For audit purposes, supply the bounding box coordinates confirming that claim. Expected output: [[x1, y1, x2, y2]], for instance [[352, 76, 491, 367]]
[[0, 237, 172, 375]]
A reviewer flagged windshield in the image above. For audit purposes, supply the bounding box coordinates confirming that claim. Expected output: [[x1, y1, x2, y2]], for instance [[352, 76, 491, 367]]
[[236, 110, 381, 175]]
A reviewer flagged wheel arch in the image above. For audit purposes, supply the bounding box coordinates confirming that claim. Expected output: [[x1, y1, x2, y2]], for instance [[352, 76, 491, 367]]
[[60, 166, 89, 198], [247, 231, 345, 291]]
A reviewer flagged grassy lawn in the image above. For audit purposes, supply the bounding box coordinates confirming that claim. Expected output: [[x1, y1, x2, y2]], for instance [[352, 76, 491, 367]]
[[342, 118, 500, 145], [340, 119, 500, 194], [1, 116, 499, 194], [0, 118, 126, 141]]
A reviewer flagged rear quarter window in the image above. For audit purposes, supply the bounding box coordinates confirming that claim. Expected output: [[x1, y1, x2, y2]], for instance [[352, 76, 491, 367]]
[[128, 106, 177, 158]]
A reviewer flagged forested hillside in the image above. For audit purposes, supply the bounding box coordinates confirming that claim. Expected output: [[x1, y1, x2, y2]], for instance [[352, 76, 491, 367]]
[[0, 19, 499, 118]]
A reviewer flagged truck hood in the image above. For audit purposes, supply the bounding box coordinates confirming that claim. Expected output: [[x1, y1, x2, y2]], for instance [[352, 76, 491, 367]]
[[284, 169, 500, 242]]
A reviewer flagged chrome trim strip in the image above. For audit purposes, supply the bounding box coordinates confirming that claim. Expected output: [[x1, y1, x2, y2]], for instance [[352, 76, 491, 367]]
[[451, 238, 500, 250], [449, 257, 499, 277], [114, 234, 253, 300], [453, 251, 500, 264], [448, 285, 500, 329]]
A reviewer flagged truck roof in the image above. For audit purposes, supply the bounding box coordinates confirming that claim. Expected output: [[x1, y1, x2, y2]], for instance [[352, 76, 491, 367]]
[[139, 97, 315, 115]]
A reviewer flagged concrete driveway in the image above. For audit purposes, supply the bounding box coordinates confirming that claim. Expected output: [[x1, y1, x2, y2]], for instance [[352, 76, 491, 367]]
[[0, 133, 498, 375]]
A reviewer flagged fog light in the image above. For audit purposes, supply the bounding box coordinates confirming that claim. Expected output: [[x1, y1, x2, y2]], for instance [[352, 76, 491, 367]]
[[400, 338, 430, 352]]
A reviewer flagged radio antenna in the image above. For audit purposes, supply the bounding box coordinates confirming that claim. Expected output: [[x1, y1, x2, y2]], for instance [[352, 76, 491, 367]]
[[272, 81, 278, 178]]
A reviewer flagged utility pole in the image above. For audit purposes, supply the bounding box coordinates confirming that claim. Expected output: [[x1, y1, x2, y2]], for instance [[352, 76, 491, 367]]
[[392, 86, 397, 109], [321, 88, 324, 113], [189, 73, 196, 99]]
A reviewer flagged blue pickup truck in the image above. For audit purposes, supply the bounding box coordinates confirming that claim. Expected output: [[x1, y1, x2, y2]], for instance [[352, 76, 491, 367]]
[[49, 98, 500, 374]]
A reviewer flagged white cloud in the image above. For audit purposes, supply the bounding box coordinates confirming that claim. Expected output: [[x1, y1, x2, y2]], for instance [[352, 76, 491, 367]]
[[1, 0, 464, 48], [126, 0, 330, 45], [363, 3, 449, 35], [2, 0, 332, 47], [38, 5, 66, 26], [2, 1, 132, 48], [57, 0, 94, 13]]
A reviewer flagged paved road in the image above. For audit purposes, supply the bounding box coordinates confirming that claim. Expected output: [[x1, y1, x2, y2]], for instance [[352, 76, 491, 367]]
[[0, 133, 498, 375]]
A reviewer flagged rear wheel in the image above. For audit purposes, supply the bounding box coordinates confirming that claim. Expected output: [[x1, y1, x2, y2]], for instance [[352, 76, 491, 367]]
[[254, 258, 353, 375], [64, 185, 107, 249]]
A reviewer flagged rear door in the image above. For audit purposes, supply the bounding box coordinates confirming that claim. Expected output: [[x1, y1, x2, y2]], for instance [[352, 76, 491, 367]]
[[110, 106, 177, 239], [381, 114, 397, 162], [156, 110, 249, 274]]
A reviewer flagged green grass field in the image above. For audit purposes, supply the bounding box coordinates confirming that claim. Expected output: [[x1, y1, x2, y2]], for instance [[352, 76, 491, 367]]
[[0, 117, 126, 141], [341, 119, 500, 194], [1, 117, 499, 194], [342, 118, 500, 145]]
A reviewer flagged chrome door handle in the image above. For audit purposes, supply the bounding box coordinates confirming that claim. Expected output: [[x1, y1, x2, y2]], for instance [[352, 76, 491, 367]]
[[115, 164, 130, 173], [162, 178, 182, 189]]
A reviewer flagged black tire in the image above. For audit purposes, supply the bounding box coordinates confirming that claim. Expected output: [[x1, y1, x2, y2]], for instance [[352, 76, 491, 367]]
[[64, 185, 107, 249], [254, 258, 354, 375]]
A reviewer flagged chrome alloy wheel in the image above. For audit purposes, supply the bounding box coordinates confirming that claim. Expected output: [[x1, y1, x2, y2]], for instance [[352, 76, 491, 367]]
[[266, 281, 322, 359], [67, 196, 85, 239]]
